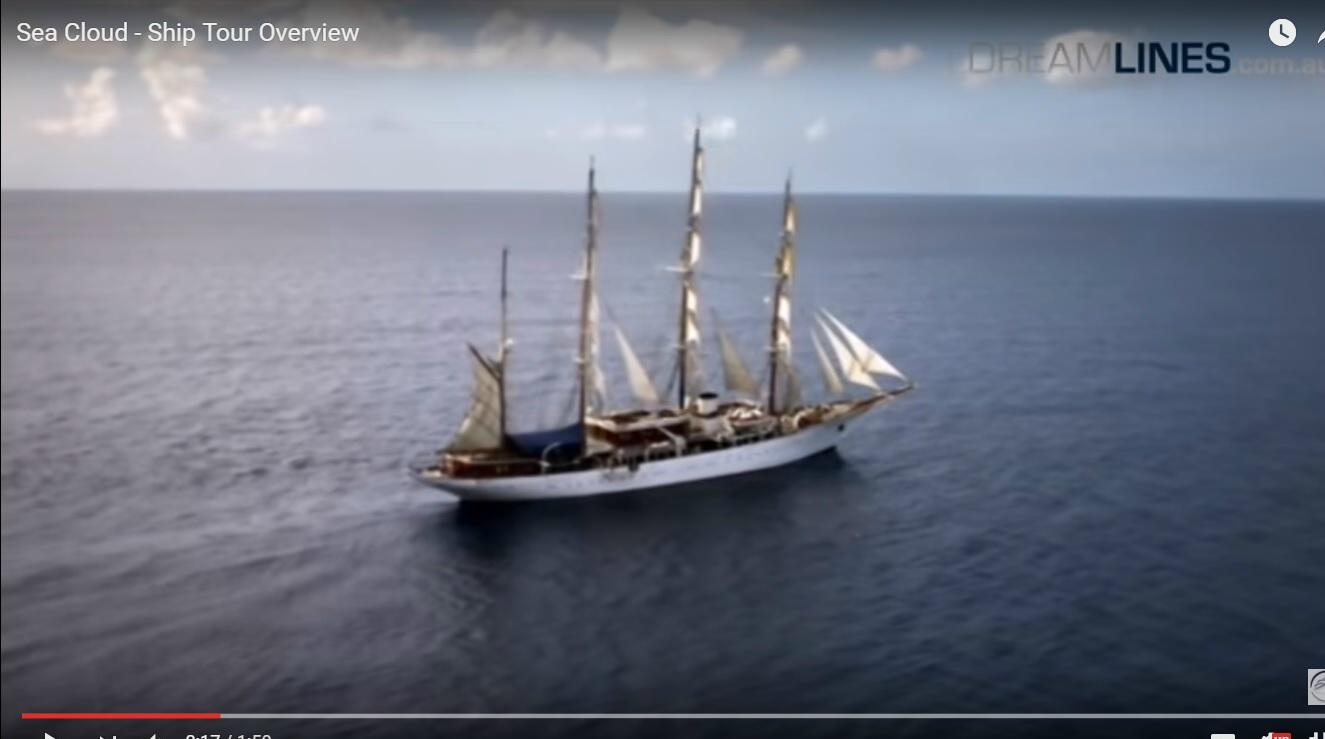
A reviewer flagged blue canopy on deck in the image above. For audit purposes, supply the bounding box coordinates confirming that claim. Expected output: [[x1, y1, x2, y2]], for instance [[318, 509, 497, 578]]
[[506, 422, 583, 460]]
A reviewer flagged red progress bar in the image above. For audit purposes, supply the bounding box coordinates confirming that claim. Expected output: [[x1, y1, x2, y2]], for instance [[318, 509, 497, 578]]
[[22, 713, 222, 720]]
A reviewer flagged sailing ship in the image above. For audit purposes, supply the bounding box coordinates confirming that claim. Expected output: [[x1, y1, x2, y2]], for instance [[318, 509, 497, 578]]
[[412, 128, 913, 501]]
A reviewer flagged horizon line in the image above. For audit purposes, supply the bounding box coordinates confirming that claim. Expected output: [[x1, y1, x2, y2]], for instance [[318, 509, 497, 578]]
[[2, 187, 1322, 203]]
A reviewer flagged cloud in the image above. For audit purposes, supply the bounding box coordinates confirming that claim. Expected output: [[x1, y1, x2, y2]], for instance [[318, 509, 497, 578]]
[[542, 30, 604, 68], [872, 43, 922, 73], [284, 1, 462, 68], [282, 4, 741, 76], [761, 43, 803, 75], [48, 39, 129, 64], [688, 115, 736, 141], [471, 10, 602, 68], [35, 31, 321, 146], [138, 46, 211, 140], [804, 117, 828, 143], [238, 104, 327, 146], [35, 67, 118, 138], [285, 3, 600, 69], [138, 42, 316, 146], [580, 121, 648, 140], [1042, 30, 1126, 87], [163, 0, 302, 23], [606, 6, 743, 77]]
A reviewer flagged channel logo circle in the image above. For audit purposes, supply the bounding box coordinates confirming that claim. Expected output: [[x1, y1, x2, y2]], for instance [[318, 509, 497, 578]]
[[1311, 669, 1325, 702]]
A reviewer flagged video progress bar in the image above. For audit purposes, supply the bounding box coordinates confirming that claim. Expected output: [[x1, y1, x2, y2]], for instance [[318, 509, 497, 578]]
[[22, 713, 1324, 720]]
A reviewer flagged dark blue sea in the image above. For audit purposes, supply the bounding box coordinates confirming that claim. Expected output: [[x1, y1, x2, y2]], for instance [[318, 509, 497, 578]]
[[2, 191, 1323, 738]]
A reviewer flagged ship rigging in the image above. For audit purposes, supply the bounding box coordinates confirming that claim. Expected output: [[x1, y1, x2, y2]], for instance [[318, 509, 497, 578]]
[[412, 127, 912, 501]]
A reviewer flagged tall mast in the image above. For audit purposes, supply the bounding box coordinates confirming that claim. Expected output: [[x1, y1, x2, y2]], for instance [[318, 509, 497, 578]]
[[498, 245, 509, 438], [768, 174, 796, 412], [677, 125, 704, 408], [577, 160, 600, 439]]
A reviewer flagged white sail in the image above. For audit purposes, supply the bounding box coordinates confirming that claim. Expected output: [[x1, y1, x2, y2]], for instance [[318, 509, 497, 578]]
[[817, 315, 879, 390], [676, 127, 705, 406], [774, 294, 792, 350], [766, 176, 797, 412], [585, 290, 606, 410], [811, 329, 844, 396], [577, 164, 605, 422], [447, 346, 505, 451], [715, 321, 760, 397], [820, 309, 907, 382], [612, 324, 660, 406], [680, 230, 702, 346], [686, 316, 702, 347], [684, 287, 699, 316]]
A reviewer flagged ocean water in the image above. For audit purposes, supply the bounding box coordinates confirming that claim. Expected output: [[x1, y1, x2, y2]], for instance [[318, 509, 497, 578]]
[[2, 191, 1323, 738]]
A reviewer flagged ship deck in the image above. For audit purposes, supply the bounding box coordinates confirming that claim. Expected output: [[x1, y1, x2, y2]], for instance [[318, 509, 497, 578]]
[[417, 391, 907, 484]]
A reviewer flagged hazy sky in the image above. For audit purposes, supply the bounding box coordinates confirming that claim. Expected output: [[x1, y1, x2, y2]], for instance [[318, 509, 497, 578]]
[[2, 0, 1322, 196]]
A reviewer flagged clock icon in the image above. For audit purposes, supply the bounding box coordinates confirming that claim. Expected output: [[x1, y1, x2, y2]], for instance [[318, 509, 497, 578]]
[[1269, 18, 1296, 46]]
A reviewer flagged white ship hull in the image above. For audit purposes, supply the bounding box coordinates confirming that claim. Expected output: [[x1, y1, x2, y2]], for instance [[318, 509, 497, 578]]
[[416, 419, 850, 502]]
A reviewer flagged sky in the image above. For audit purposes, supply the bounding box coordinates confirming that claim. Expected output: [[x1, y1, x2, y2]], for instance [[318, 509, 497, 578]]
[[1, 0, 1322, 197]]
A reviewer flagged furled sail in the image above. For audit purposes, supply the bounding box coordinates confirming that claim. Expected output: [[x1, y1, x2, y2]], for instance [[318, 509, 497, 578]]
[[577, 162, 605, 431], [817, 315, 880, 391], [446, 345, 505, 452], [676, 127, 705, 406], [585, 289, 606, 409], [774, 295, 792, 350], [811, 329, 845, 396], [684, 287, 702, 351], [820, 309, 907, 382], [766, 176, 797, 412], [685, 230, 702, 268], [714, 319, 760, 397], [612, 323, 660, 406]]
